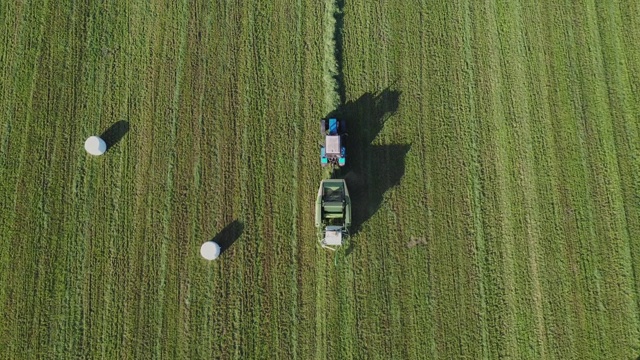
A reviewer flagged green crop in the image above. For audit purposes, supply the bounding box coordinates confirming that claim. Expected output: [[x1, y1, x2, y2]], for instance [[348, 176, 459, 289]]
[[0, 0, 639, 359]]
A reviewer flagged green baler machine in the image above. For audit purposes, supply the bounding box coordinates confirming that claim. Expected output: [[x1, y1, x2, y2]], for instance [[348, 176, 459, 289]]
[[315, 179, 351, 250]]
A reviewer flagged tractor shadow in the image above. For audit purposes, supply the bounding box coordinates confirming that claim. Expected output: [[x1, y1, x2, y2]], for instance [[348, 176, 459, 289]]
[[326, 88, 410, 241], [211, 220, 244, 255], [100, 120, 129, 151], [327, 88, 401, 147]]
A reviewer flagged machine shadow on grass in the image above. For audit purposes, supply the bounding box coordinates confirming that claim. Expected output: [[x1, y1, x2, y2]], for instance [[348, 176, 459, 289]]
[[211, 220, 244, 255], [100, 120, 129, 151], [325, 88, 410, 255]]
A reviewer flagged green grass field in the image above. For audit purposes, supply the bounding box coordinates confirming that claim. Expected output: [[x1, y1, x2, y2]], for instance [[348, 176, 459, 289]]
[[1, 0, 640, 358]]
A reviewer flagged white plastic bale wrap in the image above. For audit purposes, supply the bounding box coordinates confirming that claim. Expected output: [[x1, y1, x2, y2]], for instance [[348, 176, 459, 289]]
[[84, 136, 107, 156], [200, 241, 221, 260]]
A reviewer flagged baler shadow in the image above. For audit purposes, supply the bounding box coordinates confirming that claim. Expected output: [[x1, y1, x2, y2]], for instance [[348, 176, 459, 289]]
[[100, 120, 129, 151], [348, 144, 411, 235]]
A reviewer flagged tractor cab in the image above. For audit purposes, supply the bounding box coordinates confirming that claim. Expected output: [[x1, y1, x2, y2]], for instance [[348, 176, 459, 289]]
[[315, 179, 351, 250], [320, 118, 346, 167]]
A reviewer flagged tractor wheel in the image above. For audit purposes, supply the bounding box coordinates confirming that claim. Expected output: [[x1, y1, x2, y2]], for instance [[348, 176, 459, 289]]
[[320, 119, 326, 135]]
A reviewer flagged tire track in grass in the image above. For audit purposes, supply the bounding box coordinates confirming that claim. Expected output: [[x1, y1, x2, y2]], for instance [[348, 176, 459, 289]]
[[184, 6, 221, 355], [255, 4, 298, 354], [43, 3, 94, 353], [5, 0, 49, 258], [615, 0, 640, 337], [594, 1, 640, 347], [82, 7, 124, 351], [178, 5, 210, 357], [73, 2, 126, 352], [289, 0, 303, 358], [233, 5, 255, 357], [169, 3, 214, 355], [0, 4, 45, 349], [187, 3, 238, 356], [293, 1, 324, 350], [138, 7, 167, 357], [144, 2, 188, 358], [78, 3, 119, 354], [1, 2, 50, 354], [370, 4, 405, 357], [232, 3, 270, 355], [414, 2, 437, 356], [124, 4, 157, 357], [497, 1, 548, 356], [121, 3, 151, 356], [0, 2, 24, 195], [576, 1, 638, 352], [86, 20, 115, 353], [462, 1, 489, 358], [154, 1, 188, 357], [247, 4, 270, 356], [423, 4, 483, 357], [14, 10, 63, 354], [97, 6, 131, 355], [227, 7, 245, 358], [472, 1, 519, 356], [570, 1, 635, 354], [560, 2, 610, 353], [539, 3, 590, 356], [523, 1, 578, 357], [59, 3, 96, 355], [314, 253, 328, 360], [384, 2, 432, 356]]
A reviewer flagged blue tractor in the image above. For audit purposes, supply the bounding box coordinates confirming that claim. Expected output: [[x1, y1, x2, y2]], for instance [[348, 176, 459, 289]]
[[320, 118, 347, 167]]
